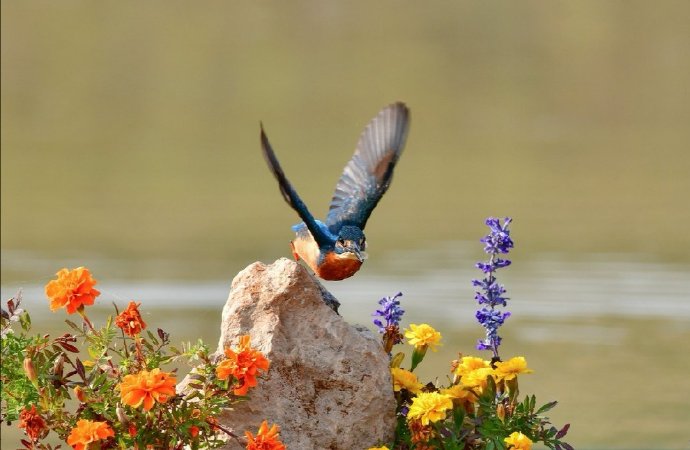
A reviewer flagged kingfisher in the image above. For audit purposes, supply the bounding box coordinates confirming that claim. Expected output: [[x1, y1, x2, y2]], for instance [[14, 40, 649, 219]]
[[261, 102, 410, 281]]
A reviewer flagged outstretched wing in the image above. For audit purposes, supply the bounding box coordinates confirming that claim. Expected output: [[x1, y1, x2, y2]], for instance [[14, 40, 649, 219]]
[[325, 102, 410, 234], [260, 125, 333, 248]]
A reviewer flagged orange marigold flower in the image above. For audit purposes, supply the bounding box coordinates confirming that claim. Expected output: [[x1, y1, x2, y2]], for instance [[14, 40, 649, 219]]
[[408, 418, 435, 445], [119, 368, 177, 411], [216, 335, 270, 396], [190, 425, 200, 437], [45, 267, 100, 314], [207, 416, 220, 432], [18, 405, 47, 441], [245, 420, 285, 450], [115, 301, 147, 336], [66, 419, 114, 450]]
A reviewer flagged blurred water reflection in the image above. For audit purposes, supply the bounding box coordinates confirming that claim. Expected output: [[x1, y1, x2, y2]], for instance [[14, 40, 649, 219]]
[[3, 243, 689, 324]]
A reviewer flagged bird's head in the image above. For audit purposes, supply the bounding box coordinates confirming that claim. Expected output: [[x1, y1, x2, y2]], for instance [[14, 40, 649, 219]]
[[334, 225, 367, 262]]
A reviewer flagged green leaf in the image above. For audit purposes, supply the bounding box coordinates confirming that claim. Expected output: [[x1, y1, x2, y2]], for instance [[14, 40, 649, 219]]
[[537, 401, 558, 414], [19, 311, 31, 331], [452, 406, 465, 431], [390, 352, 405, 368], [146, 330, 159, 345], [65, 319, 83, 333], [188, 373, 207, 382]]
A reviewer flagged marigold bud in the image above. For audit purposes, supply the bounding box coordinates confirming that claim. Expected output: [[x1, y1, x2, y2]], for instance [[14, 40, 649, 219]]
[[52, 354, 65, 378], [496, 403, 506, 422], [23, 357, 37, 383], [116, 406, 130, 425], [74, 386, 86, 403]]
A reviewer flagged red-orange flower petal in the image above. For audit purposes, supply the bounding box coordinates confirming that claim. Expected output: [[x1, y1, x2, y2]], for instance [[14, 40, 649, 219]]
[[119, 368, 177, 411], [216, 335, 270, 396], [66, 419, 114, 450], [115, 301, 147, 336], [245, 420, 285, 450], [18, 405, 47, 441], [45, 267, 100, 314]]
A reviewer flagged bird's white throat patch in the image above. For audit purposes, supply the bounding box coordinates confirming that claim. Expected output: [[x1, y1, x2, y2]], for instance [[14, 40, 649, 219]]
[[336, 251, 368, 261]]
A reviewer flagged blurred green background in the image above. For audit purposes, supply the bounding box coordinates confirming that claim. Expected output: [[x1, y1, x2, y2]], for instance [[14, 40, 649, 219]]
[[2, 1, 689, 448]]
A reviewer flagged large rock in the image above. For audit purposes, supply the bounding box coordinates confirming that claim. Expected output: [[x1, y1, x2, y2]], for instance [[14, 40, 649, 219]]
[[215, 258, 395, 449]]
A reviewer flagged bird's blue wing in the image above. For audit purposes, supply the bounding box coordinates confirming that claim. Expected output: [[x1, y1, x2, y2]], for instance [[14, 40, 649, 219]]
[[325, 102, 410, 234], [261, 126, 333, 248]]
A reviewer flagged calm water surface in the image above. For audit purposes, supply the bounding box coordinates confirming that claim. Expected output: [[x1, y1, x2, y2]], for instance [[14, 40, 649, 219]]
[[3, 243, 689, 323]]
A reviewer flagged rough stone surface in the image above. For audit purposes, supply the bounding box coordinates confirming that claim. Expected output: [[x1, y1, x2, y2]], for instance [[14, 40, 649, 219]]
[[215, 258, 395, 450]]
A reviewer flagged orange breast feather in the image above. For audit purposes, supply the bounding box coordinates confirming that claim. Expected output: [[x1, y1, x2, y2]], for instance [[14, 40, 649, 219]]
[[291, 236, 362, 281], [316, 252, 363, 281]]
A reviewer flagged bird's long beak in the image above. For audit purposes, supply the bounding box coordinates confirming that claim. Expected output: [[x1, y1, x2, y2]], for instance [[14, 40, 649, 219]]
[[350, 244, 368, 262]]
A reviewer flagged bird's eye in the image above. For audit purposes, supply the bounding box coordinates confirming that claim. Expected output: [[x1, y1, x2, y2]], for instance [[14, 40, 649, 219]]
[[336, 239, 345, 248]]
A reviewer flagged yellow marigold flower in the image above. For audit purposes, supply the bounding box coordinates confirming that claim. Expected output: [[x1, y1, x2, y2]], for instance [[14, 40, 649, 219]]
[[368, 447, 390, 450], [45, 267, 100, 314], [245, 420, 285, 450], [119, 368, 177, 411], [407, 392, 453, 426], [217, 335, 270, 396], [504, 431, 533, 450], [461, 367, 494, 393], [441, 384, 477, 404], [115, 301, 147, 337], [66, 419, 114, 450], [404, 324, 442, 352], [454, 356, 490, 376], [391, 367, 423, 394], [493, 356, 533, 382]]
